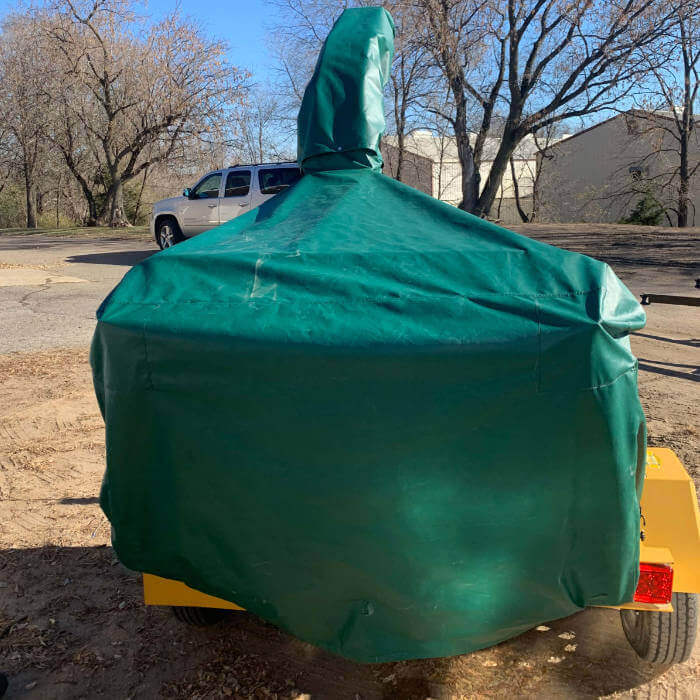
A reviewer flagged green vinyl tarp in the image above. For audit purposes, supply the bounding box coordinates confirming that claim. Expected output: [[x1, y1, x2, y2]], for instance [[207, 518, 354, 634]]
[[92, 7, 647, 663]]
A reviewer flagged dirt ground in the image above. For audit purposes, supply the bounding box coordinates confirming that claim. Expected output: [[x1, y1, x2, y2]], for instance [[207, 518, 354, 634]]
[[0, 224, 698, 698]]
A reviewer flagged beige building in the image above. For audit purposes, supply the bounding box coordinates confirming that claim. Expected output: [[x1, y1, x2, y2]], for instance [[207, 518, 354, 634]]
[[382, 131, 540, 225], [536, 111, 700, 226]]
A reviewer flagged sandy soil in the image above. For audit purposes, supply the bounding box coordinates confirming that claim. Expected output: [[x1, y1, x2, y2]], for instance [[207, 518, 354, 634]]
[[0, 225, 698, 698]]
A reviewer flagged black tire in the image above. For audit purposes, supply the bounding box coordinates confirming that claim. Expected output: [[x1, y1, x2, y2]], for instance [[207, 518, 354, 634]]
[[171, 605, 229, 626], [155, 216, 184, 249], [621, 592, 697, 664]]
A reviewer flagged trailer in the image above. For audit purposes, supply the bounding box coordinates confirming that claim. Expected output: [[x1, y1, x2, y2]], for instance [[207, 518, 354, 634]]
[[144, 447, 700, 665]]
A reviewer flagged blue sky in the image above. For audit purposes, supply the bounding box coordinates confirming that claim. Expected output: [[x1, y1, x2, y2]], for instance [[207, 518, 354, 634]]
[[0, 0, 277, 82], [148, 0, 276, 82]]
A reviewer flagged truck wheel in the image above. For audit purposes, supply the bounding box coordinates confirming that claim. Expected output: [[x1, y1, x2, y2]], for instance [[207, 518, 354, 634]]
[[620, 592, 697, 664], [171, 606, 229, 626], [156, 217, 184, 249]]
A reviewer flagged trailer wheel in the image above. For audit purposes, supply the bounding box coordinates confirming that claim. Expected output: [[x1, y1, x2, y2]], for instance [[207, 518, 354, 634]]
[[620, 592, 697, 664], [171, 606, 230, 626]]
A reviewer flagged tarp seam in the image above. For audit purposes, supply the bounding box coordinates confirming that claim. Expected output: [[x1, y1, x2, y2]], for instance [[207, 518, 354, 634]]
[[141, 309, 155, 390], [99, 286, 611, 307], [99, 364, 638, 395]]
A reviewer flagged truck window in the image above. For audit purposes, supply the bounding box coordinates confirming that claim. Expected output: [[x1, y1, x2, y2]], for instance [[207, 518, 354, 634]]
[[191, 173, 222, 199], [258, 167, 302, 195], [225, 170, 251, 197]]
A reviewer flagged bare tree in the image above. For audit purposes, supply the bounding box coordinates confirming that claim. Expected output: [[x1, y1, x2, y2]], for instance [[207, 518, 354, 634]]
[[0, 126, 16, 201], [672, 2, 700, 226], [629, 3, 699, 226], [419, 0, 678, 218], [268, 0, 340, 146], [0, 15, 52, 227], [382, 1, 434, 181], [419, 0, 491, 211], [42, 0, 247, 226], [236, 87, 294, 163]]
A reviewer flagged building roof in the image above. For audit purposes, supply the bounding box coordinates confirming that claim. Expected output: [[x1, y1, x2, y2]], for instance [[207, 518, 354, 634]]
[[638, 108, 700, 122], [388, 109, 699, 164], [384, 131, 547, 163], [536, 109, 700, 152]]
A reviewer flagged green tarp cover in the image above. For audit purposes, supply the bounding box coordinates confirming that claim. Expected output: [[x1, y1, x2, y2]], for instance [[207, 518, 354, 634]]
[[92, 7, 647, 663]]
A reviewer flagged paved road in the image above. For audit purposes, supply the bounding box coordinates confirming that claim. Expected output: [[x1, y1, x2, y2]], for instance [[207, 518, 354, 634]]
[[0, 235, 157, 353]]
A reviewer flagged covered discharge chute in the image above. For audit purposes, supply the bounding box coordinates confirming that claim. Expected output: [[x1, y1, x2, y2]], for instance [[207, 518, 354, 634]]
[[92, 7, 647, 663]]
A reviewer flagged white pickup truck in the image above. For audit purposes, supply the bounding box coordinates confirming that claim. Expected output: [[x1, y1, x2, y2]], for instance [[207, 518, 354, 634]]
[[151, 162, 302, 249]]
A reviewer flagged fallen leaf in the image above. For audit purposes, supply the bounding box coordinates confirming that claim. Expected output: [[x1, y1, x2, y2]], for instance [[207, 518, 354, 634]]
[[558, 632, 575, 640], [548, 656, 565, 664], [564, 644, 577, 652], [535, 625, 550, 632]]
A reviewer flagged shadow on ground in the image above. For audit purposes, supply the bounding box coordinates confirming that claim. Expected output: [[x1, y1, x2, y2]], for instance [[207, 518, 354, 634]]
[[634, 332, 700, 348], [58, 497, 100, 505], [638, 360, 700, 381], [1, 546, 679, 699], [65, 250, 156, 266]]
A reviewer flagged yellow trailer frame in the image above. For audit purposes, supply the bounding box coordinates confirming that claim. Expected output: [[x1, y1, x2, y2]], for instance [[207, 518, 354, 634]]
[[143, 447, 700, 614]]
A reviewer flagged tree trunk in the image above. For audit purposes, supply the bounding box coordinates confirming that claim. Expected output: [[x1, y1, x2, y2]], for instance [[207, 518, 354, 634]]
[[457, 136, 477, 212], [85, 193, 98, 226], [56, 172, 61, 228], [677, 126, 689, 227], [392, 73, 406, 183], [107, 178, 129, 227], [395, 129, 405, 183], [258, 119, 264, 162], [23, 163, 37, 229], [55, 146, 99, 225], [452, 88, 478, 212], [530, 152, 546, 223], [474, 129, 519, 218], [510, 156, 529, 223], [132, 166, 149, 225]]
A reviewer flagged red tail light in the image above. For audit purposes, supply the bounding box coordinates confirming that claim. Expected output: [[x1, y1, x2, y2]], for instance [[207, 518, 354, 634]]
[[633, 563, 673, 604]]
